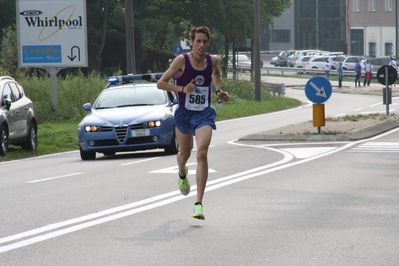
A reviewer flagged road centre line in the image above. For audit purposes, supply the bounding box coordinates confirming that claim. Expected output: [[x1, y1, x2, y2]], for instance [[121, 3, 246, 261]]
[[2, 128, 398, 253]]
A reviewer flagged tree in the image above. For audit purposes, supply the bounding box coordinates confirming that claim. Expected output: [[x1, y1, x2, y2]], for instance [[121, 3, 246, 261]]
[[0, 26, 17, 76], [0, 0, 16, 56]]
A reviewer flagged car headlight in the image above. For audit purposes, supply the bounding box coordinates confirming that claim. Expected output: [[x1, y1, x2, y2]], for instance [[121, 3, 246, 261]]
[[142, 121, 162, 128], [84, 125, 99, 132]]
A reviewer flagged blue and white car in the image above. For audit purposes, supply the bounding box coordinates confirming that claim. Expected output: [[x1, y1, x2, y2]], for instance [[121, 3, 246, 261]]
[[78, 73, 178, 160]]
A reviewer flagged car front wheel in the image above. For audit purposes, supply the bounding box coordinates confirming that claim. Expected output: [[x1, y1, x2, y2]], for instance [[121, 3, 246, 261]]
[[80, 145, 96, 160], [165, 128, 179, 155], [22, 122, 37, 151], [0, 125, 8, 156]]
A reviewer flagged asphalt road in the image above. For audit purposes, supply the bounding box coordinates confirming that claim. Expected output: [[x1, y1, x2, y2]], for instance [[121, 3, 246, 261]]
[[1, 87, 399, 265]]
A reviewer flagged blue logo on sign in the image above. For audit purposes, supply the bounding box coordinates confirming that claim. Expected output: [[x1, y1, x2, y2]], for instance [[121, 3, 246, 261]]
[[22, 45, 62, 63]]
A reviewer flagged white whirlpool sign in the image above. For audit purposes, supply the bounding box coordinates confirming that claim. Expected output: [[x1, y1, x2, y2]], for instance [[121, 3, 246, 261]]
[[16, 0, 88, 68]]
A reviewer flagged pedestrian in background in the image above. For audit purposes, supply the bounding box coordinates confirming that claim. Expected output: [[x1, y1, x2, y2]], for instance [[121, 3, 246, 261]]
[[337, 61, 343, 88], [363, 59, 373, 86], [354, 59, 362, 87], [389, 55, 397, 69], [389, 56, 397, 87], [323, 59, 331, 79]]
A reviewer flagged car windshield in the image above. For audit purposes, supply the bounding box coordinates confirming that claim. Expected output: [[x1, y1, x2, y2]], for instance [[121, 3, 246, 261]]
[[94, 85, 167, 109]]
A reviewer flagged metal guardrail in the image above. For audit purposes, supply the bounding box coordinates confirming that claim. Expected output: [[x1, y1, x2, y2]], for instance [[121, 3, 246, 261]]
[[262, 66, 359, 77]]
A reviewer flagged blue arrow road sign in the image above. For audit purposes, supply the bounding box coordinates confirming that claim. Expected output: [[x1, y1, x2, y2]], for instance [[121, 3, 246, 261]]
[[304, 76, 332, 104], [174, 45, 183, 55]]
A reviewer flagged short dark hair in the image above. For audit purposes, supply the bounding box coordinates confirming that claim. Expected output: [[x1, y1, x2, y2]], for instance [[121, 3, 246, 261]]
[[189, 26, 211, 41]]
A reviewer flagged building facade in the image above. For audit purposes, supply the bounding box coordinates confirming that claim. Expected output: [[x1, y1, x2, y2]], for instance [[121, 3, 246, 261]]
[[294, 0, 346, 52], [347, 0, 398, 57], [266, 0, 399, 57]]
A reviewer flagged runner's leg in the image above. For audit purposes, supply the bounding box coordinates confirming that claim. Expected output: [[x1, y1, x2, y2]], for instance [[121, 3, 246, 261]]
[[176, 128, 193, 177], [194, 125, 212, 203]]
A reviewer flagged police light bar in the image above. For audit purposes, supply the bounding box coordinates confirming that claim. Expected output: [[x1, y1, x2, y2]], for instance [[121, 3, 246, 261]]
[[108, 73, 164, 84]]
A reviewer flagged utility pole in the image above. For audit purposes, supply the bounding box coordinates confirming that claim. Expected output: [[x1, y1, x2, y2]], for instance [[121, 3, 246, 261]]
[[254, 0, 261, 101], [125, 0, 135, 74], [396, 0, 398, 56]]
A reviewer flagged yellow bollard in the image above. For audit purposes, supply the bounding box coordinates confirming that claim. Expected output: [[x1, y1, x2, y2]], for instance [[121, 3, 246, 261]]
[[313, 103, 325, 127]]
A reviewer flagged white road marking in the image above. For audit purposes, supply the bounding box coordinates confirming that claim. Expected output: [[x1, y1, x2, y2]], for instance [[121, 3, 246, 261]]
[[349, 141, 399, 152], [149, 163, 216, 174], [27, 172, 84, 183], [120, 157, 161, 166], [281, 147, 337, 159], [2, 127, 399, 253]]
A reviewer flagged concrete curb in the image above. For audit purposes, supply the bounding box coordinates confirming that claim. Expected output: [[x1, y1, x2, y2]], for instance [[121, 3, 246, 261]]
[[239, 119, 399, 142]]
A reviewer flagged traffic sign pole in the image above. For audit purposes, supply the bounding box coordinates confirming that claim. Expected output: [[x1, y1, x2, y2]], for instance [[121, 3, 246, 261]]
[[385, 66, 390, 115], [313, 104, 325, 134]]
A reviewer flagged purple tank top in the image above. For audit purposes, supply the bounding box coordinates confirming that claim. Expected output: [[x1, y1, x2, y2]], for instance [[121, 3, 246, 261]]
[[174, 53, 213, 111]]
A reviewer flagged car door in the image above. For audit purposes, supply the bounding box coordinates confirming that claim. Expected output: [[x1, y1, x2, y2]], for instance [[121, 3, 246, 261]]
[[343, 57, 356, 70], [9, 82, 28, 138], [1, 83, 20, 140]]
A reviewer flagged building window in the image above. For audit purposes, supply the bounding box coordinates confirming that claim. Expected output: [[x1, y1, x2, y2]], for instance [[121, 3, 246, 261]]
[[369, 42, 376, 58], [354, 0, 360, 12], [385, 43, 393, 56], [270, 29, 290, 43], [369, 0, 376, 12], [386, 0, 392, 11]]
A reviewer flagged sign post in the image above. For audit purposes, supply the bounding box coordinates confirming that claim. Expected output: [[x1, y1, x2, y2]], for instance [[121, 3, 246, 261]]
[[16, 0, 88, 108], [304, 77, 332, 134], [376, 65, 397, 115]]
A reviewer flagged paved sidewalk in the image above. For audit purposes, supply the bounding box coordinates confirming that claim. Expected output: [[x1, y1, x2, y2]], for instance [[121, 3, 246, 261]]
[[262, 75, 399, 95], [239, 75, 399, 142]]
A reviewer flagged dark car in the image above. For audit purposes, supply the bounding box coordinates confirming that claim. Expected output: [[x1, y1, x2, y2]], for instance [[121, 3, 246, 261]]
[[368, 57, 399, 70], [78, 73, 178, 160], [275, 50, 296, 67], [0, 76, 37, 156]]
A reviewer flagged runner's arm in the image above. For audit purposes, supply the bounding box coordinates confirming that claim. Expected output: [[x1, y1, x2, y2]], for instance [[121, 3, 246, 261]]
[[157, 55, 187, 93]]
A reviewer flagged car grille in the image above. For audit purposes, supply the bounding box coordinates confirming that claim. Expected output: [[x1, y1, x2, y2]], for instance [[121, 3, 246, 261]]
[[114, 126, 128, 143]]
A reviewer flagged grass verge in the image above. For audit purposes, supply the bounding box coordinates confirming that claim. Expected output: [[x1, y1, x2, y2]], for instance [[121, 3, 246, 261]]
[[1, 73, 301, 162]]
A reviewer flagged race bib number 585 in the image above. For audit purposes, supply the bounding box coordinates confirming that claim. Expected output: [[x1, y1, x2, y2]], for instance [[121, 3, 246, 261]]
[[185, 86, 209, 111]]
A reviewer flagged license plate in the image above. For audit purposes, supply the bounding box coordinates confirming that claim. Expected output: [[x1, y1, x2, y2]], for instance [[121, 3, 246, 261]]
[[131, 129, 150, 137]]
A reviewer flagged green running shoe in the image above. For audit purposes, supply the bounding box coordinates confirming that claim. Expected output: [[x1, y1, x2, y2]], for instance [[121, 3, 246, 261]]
[[191, 204, 205, 220], [178, 166, 190, 195]]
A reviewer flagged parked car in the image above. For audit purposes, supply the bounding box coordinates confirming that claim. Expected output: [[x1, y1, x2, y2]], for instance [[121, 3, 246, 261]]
[[0, 76, 37, 156], [227, 54, 263, 72], [275, 50, 296, 67], [270, 56, 278, 65], [368, 57, 399, 70], [341, 56, 366, 70], [78, 73, 178, 160], [287, 55, 296, 67], [293, 56, 312, 74], [304, 56, 331, 72], [367, 57, 399, 78], [329, 55, 346, 70]]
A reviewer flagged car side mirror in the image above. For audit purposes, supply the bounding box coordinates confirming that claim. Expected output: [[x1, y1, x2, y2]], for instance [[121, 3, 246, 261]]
[[5, 98, 11, 111]]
